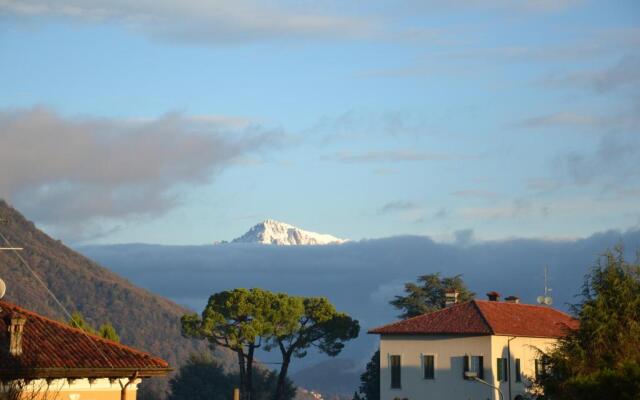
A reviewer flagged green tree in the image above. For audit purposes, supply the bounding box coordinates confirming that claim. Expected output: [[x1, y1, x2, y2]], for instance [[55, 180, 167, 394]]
[[69, 311, 97, 334], [390, 273, 475, 318], [536, 247, 640, 400], [181, 288, 275, 400], [353, 350, 379, 400], [69, 312, 120, 342], [98, 322, 121, 342], [268, 296, 360, 400], [169, 355, 296, 400]]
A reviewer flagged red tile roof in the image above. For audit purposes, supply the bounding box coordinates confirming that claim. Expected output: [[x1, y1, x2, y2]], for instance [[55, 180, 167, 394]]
[[369, 300, 578, 338], [0, 301, 171, 378]]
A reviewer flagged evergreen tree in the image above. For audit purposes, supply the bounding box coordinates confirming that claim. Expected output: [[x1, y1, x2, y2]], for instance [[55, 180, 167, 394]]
[[390, 273, 475, 319], [536, 247, 640, 400], [353, 350, 379, 400]]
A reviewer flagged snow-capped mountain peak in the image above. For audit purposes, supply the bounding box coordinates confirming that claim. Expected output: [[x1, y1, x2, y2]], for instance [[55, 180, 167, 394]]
[[231, 219, 346, 246]]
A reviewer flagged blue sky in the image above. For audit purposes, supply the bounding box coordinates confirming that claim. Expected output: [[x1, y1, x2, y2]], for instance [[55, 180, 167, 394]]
[[0, 0, 639, 244]]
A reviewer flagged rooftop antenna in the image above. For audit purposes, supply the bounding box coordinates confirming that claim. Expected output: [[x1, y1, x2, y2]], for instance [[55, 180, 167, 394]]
[[536, 265, 553, 306]]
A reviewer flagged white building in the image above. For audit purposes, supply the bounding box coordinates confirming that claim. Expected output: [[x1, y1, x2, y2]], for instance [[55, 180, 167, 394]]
[[369, 292, 577, 400]]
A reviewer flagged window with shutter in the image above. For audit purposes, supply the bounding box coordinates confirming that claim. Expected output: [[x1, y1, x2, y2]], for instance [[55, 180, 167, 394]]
[[423, 355, 435, 379], [390, 355, 401, 389], [463, 355, 470, 379], [515, 359, 521, 382]]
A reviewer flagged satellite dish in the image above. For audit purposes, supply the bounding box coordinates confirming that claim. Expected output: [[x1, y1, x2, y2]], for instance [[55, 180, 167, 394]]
[[544, 296, 553, 306], [0, 278, 5, 299], [536, 296, 544, 304]]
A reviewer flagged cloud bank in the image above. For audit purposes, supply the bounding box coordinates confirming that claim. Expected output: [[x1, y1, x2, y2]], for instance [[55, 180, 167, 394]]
[[0, 107, 279, 239]]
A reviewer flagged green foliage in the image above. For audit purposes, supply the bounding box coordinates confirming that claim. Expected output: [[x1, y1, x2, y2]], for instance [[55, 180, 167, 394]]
[[390, 273, 475, 318], [181, 288, 276, 400], [69, 312, 120, 342], [270, 295, 359, 400], [69, 311, 97, 334], [169, 355, 296, 400], [354, 350, 379, 400], [536, 247, 640, 399], [98, 322, 121, 342]]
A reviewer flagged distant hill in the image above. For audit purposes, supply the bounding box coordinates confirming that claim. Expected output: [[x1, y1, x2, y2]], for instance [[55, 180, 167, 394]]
[[0, 200, 233, 398], [231, 219, 346, 246], [291, 358, 360, 399]]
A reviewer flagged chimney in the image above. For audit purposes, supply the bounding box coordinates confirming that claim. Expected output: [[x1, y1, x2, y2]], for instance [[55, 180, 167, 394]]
[[445, 289, 459, 307], [486, 291, 500, 302], [4, 312, 26, 356], [505, 296, 520, 304]]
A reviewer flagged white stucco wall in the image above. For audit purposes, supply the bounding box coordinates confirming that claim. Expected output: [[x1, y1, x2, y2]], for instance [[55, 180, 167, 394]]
[[1, 378, 141, 400], [379, 334, 557, 400]]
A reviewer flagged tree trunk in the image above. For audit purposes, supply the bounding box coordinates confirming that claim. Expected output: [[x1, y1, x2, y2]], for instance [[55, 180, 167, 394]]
[[274, 351, 292, 400], [246, 344, 255, 400], [237, 350, 247, 400]]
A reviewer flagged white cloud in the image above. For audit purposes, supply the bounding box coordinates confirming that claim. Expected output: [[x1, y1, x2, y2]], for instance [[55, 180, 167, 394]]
[[0, 0, 376, 45]]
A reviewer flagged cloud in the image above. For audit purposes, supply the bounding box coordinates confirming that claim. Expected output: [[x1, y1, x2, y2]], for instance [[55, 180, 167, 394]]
[[0, 0, 376, 45], [564, 131, 640, 187], [453, 228, 474, 246], [451, 189, 499, 199], [543, 55, 640, 94], [512, 112, 601, 129], [378, 201, 420, 215], [0, 106, 279, 239], [328, 150, 463, 163]]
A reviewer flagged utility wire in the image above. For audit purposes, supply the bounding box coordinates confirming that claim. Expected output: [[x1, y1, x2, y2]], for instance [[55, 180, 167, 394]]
[[0, 229, 116, 368]]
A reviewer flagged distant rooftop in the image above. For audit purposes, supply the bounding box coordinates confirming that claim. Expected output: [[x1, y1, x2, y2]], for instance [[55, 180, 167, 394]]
[[369, 300, 578, 338], [0, 300, 171, 379]]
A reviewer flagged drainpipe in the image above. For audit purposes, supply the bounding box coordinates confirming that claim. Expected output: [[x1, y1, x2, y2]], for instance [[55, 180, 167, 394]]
[[507, 337, 516, 400], [119, 372, 139, 400]]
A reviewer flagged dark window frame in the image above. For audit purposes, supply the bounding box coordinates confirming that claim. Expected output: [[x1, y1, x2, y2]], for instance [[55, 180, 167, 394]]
[[515, 358, 522, 382], [423, 355, 435, 380], [390, 355, 402, 389]]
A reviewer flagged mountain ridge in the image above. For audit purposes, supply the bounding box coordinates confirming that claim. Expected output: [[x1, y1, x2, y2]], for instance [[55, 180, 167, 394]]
[[231, 219, 346, 246]]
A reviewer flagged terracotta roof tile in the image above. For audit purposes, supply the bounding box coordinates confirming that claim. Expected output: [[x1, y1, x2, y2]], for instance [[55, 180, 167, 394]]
[[369, 300, 578, 338], [0, 301, 170, 377]]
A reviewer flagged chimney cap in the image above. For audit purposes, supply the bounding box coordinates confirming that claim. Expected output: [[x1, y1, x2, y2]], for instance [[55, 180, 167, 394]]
[[505, 295, 520, 304], [486, 291, 501, 301]]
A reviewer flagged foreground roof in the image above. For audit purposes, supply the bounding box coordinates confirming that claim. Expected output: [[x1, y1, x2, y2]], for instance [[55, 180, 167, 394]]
[[0, 300, 171, 378], [369, 300, 578, 338]]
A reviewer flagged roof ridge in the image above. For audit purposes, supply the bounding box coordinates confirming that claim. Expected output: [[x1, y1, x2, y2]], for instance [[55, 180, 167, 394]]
[[0, 300, 168, 368], [473, 299, 574, 317], [368, 300, 475, 333], [471, 300, 495, 334]]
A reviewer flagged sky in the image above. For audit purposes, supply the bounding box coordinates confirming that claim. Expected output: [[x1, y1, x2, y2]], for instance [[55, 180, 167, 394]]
[[0, 0, 639, 245]]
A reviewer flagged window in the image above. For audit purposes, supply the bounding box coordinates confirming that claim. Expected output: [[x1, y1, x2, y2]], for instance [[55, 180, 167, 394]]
[[471, 356, 484, 379], [515, 359, 522, 382], [496, 358, 508, 382], [535, 358, 547, 380], [423, 355, 435, 379], [463, 355, 484, 379], [390, 355, 401, 389]]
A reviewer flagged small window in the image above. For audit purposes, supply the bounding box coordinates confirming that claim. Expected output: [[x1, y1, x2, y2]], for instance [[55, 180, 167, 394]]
[[423, 355, 435, 379], [497, 358, 508, 382], [471, 355, 484, 379], [463, 355, 484, 379], [515, 359, 522, 382], [390, 355, 401, 389]]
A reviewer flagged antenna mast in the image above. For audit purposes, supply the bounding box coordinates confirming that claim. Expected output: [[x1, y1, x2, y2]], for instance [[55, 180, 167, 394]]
[[537, 265, 553, 306]]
